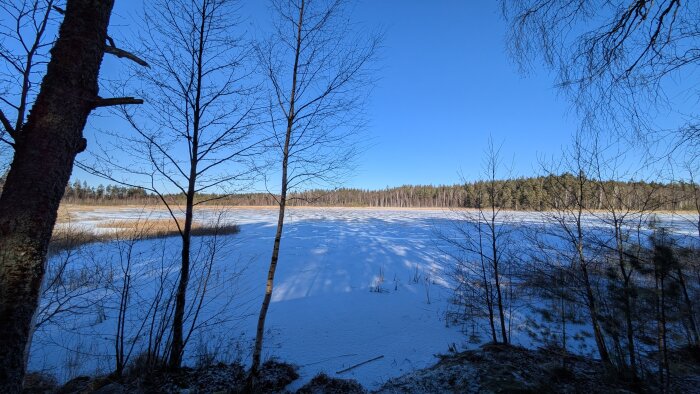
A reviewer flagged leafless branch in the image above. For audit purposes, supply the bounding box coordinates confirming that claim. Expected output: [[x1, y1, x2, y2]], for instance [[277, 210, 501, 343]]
[[92, 96, 144, 108], [104, 43, 150, 68]]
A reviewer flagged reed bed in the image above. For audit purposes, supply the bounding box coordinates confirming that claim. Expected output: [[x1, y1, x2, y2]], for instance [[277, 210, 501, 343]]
[[49, 218, 240, 254]]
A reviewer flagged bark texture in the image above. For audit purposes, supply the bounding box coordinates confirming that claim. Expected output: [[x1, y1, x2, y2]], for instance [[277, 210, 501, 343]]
[[249, 0, 304, 386], [0, 1, 115, 391]]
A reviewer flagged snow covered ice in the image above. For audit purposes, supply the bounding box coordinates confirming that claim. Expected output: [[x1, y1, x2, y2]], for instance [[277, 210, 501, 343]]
[[30, 207, 698, 389]]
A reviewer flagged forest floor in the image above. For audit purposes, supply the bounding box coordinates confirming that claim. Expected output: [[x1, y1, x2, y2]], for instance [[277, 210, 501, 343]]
[[25, 343, 700, 393]]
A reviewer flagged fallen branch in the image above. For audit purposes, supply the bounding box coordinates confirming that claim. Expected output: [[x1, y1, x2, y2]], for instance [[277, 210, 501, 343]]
[[335, 355, 384, 374]]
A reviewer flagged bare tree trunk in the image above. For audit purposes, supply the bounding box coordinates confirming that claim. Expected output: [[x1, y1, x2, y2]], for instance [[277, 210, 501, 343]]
[[573, 170, 611, 365], [250, 179, 288, 379], [615, 224, 638, 377], [249, 0, 304, 384], [580, 258, 611, 363], [247, 0, 374, 387], [576, 216, 610, 363], [492, 244, 508, 343], [249, 117, 292, 386], [491, 206, 508, 344], [677, 266, 700, 346], [116, 271, 131, 377], [655, 259, 670, 392], [0, 1, 116, 391], [169, 1, 206, 367], [477, 219, 498, 343], [169, 184, 196, 368]]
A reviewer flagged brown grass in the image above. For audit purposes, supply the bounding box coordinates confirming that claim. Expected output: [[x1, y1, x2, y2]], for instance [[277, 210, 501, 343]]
[[49, 218, 240, 254], [96, 219, 187, 233], [49, 227, 108, 254], [56, 205, 74, 223], [96, 218, 239, 236]]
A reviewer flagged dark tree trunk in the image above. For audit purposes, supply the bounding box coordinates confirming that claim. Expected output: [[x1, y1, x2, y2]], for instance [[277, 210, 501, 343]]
[[478, 222, 498, 343], [169, 185, 195, 368], [580, 261, 611, 363], [491, 212, 508, 344], [616, 228, 638, 377], [168, 2, 206, 367], [0, 0, 115, 391], [574, 175, 611, 365], [677, 266, 700, 346]]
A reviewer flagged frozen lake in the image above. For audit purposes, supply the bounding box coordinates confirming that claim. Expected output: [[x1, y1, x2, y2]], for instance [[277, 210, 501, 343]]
[[31, 206, 699, 389]]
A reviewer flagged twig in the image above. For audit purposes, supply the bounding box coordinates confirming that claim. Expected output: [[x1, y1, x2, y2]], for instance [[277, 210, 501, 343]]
[[335, 355, 384, 374]]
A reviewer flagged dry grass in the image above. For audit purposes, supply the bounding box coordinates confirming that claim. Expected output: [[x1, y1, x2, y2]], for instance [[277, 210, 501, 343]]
[[49, 218, 240, 254], [96, 218, 240, 237], [96, 219, 186, 234], [49, 227, 108, 254], [56, 205, 74, 223]]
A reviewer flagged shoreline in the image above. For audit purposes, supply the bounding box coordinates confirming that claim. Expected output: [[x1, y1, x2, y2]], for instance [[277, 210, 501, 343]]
[[59, 203, 699, 215]]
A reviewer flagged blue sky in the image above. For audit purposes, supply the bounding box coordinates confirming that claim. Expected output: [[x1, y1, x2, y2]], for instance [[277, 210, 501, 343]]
[[77, 1, 580, 190], [344, 1, 577, 188]]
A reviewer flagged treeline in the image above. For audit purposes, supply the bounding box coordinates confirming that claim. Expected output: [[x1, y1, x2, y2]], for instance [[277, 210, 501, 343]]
[[59, 174, 700, 211], [61, 181, 151, 204]]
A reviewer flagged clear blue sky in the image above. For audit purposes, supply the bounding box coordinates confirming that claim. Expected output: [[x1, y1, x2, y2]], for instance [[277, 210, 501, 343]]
[[342, 0, 577, 188], [77, 1, 579, 190]]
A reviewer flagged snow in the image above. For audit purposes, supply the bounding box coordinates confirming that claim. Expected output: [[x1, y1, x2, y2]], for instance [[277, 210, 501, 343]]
[[29, 207, 698, 389]]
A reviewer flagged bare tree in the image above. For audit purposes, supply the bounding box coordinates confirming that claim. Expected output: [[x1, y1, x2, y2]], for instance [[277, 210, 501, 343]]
[[586, 137, 662, 379], [112, 222, 152, 378], [534, 134, 612, 365], [248, 0, 378, 386], [81, 0, 260, 369], [33, 224, 111, 331], [0, 0, 145, 390], [108, 211, 242, 377], [661, 160, 700, 349], [481, 141, 515, 344], [438, 139, 516, 345], [439, 191, 499, 343], [0, 0, 58, 159], [649, 228, 673, 391], [683, 163, 700, 242], [522, 230, 579, 358], [502, 0, 700, 151]]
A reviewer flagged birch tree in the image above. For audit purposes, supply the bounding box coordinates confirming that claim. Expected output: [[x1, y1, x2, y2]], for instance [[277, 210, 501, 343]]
[[533, 134, 612, 364], [248, 0, 378, 386], [439, 139, 516, 345]]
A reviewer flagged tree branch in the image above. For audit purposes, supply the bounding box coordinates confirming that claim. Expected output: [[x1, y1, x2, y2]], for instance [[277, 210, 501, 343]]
[[93, 96, 144, 108], [0, 109, 16, 138], [104, 39, 150, 68]]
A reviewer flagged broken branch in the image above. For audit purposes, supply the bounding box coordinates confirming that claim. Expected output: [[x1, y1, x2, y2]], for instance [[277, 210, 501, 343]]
[[93, 97, 144, 108], [104, 42, 150, 68]]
